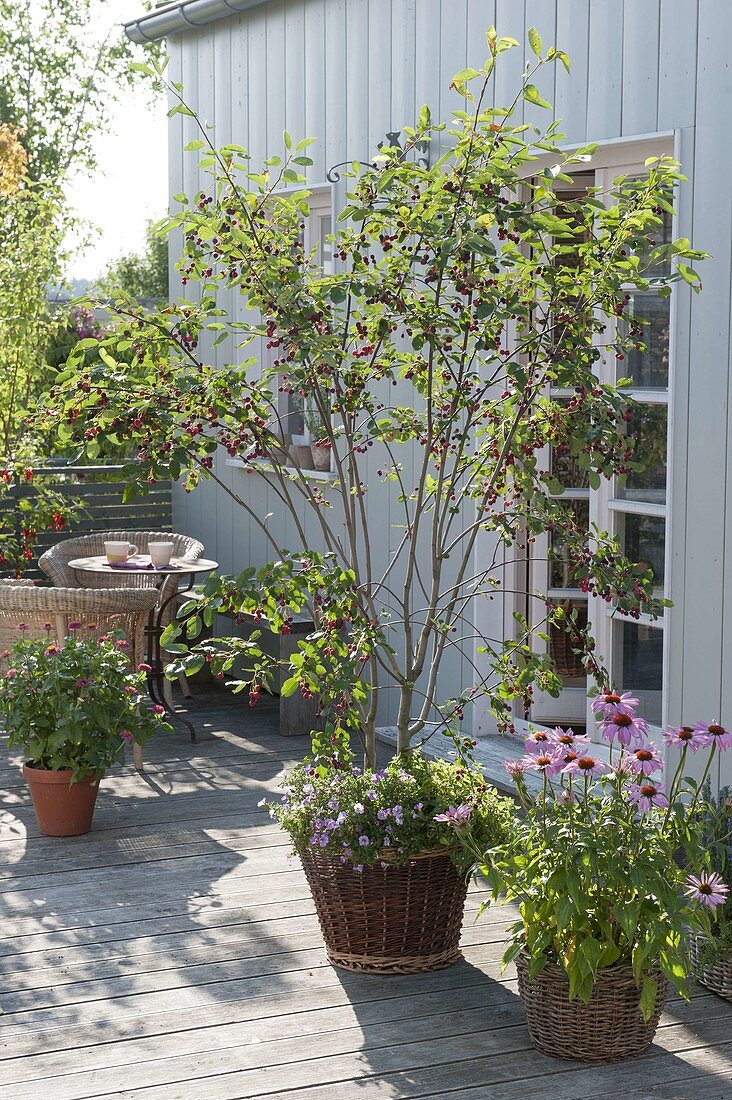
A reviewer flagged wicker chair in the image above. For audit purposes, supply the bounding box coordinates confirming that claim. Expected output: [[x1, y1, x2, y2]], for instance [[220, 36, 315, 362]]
[[0, 584, 161, 770], [39, 531, 205, 705]]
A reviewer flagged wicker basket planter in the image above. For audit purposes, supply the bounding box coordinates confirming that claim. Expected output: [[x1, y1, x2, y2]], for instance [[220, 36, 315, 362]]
[[689, 936, 732, 1000], [516, 954, 668, 1063], [300, 846, 468, 974]]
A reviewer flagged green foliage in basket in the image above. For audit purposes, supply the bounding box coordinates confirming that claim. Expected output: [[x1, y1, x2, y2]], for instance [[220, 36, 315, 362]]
[[696, 784, 732, 969], [0, 632, 171, 780], [264, 749, 515, 876]]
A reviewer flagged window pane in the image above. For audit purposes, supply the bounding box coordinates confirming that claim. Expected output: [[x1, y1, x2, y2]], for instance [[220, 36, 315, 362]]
[[618, 513, 665, 587], [619, 292, 670, 389], [617, 404, 667, 505], [549, 599, 587, 686], [549, 500, 589, 589], [619, 620, 663, 726], [319, 215, 333, 273]]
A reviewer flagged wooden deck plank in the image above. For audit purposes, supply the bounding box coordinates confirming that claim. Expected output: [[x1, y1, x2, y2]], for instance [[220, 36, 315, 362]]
[[1, 687, 729, 1099]]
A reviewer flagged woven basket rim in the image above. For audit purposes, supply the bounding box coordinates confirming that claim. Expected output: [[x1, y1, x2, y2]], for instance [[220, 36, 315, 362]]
[[299, 845, 451, 866], [517, 951, 661, 980]]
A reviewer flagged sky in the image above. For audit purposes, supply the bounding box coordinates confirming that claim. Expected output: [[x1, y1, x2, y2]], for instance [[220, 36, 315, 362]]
[[64, 2, 168, 280]]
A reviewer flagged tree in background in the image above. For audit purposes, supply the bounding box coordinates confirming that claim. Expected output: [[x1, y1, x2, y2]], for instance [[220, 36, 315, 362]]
[[0, 0, 160, 183], [97, 220, 169, 302]]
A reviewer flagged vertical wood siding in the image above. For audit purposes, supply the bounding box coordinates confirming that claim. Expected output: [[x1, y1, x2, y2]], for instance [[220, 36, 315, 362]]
[[168, 1, 731, 782]]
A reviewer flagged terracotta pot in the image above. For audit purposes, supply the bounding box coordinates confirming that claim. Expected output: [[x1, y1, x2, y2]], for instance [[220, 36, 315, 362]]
[[300, 847, 467, 974], [311, 444, 332, 472], [23, 764, 101, 836], [288, 444, 315, 470]]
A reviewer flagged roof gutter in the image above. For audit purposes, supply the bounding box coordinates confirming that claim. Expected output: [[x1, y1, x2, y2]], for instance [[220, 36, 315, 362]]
[[124, 0, 268, 43]]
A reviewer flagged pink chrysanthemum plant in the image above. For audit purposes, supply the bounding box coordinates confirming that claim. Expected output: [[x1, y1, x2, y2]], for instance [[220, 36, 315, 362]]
[[446, 698, 730, 1019]]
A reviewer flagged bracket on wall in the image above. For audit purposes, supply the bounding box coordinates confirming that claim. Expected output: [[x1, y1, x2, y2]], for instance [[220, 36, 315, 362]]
[[326, 130, 430, 183]]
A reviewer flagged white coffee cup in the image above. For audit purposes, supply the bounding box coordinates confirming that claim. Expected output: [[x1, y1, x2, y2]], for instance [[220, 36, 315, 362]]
[[105, 540, 138, 564], [149, 541, 174, 568]]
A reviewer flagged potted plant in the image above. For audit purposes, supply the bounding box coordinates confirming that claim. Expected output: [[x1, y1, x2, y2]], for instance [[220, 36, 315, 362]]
[[460, 698, 730, 1062], [263, 750, 513, 972], [689, 783, 732, 999], [0, 630, 170, 835], [41, 31, 704, 968], [304, 405, 332, 472]]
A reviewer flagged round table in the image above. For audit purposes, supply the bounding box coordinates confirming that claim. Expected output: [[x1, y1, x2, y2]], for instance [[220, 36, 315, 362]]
[[67, 555, 218, 740]]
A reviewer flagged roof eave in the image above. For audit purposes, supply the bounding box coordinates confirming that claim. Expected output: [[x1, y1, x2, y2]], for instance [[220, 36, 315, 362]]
[[124, 0, 268, 43]]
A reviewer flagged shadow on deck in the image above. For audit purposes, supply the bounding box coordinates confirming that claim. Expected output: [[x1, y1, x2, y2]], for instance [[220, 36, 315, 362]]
[[0, 684, 730, 1099]]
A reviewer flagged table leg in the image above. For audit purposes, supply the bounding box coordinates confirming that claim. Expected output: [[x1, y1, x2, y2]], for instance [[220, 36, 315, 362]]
[[146, 577, 197, 742]]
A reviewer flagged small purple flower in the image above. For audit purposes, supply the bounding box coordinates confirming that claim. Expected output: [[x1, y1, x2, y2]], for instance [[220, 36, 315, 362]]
[[74, 677, 91, 688], [366, 789, 378, 801], [601, 710, 648, 747], [353, 802, 365, 815], [353, 864, 364, 873], [591, 690, 639, 720], [663, 725, 708, 753], [684, 871, 729, 909], [693, 721, 732, 751], [377, 808, 390, 821], [67, 621, 83, 631], [626, 742, 663, 776], [434, 804, 473, 830], [358, 835, 370, 847], [327, 798, 339, 810], [414, 802, 423, 811], [628, 780, 669, 813]]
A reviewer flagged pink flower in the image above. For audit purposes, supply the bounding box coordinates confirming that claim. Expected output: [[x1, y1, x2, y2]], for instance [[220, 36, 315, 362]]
[[684, 871, 729, 910], [118, 729, 135, 742], [137, 662, 153, 673], [524, 728, 552, 748], [591, 690, 639, 720], [693, 721, 732, 751], [434, 804, 473, 829], [601, 710, 648, 747], [522, 746, 564, 777], [662, 725, 708, 753], [67, 621, 83, 630], [611, 754, 635, 778], [562, 754, 606, 778], [549, 726, 591, 751], [114, 640, 130, 650], [151, 704, 166, 716], [627, 780, 669, 813], [45, 644, 61, 656], [5, 668, 16, 678], [15, 623, 29, 633], [626, 742, 663, 776], [74, 678, 91, 688], [504, 759, 528, 780]]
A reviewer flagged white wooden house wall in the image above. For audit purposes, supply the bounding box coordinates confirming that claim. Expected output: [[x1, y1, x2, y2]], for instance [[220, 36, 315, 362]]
[[157, 0, 731, 788]]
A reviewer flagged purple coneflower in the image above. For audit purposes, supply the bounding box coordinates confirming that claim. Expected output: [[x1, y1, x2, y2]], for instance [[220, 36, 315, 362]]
[[524, 728, 552, 747], [684, 871, 729, 910], [549, 726, 591, 751], [562, 754, 606, 778], [693, 721, 732, 751], [504, 758, 528, 780], [662, 724, 709, 753], [591, 690, 639, 720], [434, 804, 473, 829], [522, 747, 564, 777], [626, 742, 663, 776], [628, 780, 669, 813], [601, 710, 648, 747], [45, 645, 61, 656], [67, 621, 82, 630]]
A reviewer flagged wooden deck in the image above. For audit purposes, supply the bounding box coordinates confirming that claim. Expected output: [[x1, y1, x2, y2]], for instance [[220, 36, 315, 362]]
[[0, 687, 730, 1099]]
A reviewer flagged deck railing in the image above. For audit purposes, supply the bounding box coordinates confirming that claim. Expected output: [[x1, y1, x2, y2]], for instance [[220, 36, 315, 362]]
[[0, 465, 172, 581]]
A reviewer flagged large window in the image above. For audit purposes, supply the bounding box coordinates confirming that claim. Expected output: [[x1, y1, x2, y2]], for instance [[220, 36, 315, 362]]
[[528, 143, 673, 734]]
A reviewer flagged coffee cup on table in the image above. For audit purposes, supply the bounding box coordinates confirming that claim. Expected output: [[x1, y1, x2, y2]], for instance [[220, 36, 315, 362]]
[[148, 542, 174, 569], [105, 540, 138, 564]]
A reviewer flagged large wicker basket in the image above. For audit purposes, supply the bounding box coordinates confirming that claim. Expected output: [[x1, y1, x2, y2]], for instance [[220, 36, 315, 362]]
[[516, 954, 667, 1063], [689, 936, 732, 1000], [300, 847, 468, 974]]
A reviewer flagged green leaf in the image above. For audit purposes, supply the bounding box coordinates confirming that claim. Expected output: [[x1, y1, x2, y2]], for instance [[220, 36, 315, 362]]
[[185, 140, 205, 151], [283, 129, 292, 150], [451, 67, 481, 85], [639, 975, 658, 1021], [280, 676, 301, 698], [524, 84, 552, 110], [528, 27, 542, 57]]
